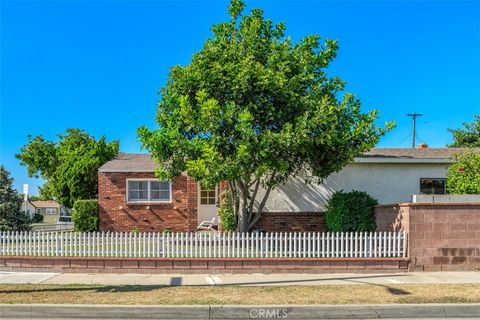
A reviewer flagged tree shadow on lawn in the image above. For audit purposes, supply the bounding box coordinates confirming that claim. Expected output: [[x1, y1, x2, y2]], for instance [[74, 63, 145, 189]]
[[0, 284, 171, 294]]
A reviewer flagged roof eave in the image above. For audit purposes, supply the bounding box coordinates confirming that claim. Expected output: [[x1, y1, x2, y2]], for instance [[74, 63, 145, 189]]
[[99, 169, 156, 173], [354, 157, 452, 164]]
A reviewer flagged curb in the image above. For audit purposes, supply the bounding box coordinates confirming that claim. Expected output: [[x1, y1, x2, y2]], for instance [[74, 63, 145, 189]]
[[0, 303, 479, 319]]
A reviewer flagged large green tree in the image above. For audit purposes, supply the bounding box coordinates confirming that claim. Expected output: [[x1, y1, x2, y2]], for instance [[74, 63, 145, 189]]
[[138, 0, 393, 231], [16, 128, 119, 208], [0, 166, 31, 231], [447, 115, 480, 147]]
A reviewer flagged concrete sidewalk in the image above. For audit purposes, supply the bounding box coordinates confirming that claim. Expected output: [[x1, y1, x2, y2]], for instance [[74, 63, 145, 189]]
[[0, 271, 479, 286], [0, 303, 479, 319]]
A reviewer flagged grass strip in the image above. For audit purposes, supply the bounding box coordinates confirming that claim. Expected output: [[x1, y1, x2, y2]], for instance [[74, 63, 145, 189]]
[[0, 284, 479, 305]]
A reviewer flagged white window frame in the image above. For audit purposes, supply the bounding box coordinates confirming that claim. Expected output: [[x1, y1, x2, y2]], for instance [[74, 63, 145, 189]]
[[45, 208, 57, 215], [126, 178, 172, 204]]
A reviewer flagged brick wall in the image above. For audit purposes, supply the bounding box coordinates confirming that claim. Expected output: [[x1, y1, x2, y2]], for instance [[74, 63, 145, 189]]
[[98, 172, 198, 232], [0, 256, 408, 274], [254, 212, 324, 232], [375, 203, 480, 271]]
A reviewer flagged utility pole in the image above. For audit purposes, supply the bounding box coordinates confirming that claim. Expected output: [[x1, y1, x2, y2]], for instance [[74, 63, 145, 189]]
[[407, 113, 423, 148]]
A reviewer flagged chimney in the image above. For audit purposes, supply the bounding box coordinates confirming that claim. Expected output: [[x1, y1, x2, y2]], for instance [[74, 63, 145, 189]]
[[418, 143, 428, 149]]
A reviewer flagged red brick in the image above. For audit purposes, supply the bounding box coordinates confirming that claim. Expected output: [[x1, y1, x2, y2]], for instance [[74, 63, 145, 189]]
[[139, 260, 156, 268], [225, 261, 243, 269], [424, 265, 442, 271], [242, 261, 261, 269], [173, 260, 191, 269], [155, 260, 173, 269], [121, 260, 139, 268], [104, 260, 122, 269], [451, 223, 468, 231], [415, 223, 433, 232], [433, 223, 450, 232], [260, 261, 279, 269], [347, 261, 365, 269], [70, 260, 88, 268], [189, 260, 207, 269], [54, 259, 71, 268], [87, 260, 104, 268]]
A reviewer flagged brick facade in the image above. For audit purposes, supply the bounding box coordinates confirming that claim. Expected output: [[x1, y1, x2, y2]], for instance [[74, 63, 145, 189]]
[[99, 172, 326, 232], [375, 203, 480, 271], [98, 172, 198, 232], [254, 212, 324, 232]]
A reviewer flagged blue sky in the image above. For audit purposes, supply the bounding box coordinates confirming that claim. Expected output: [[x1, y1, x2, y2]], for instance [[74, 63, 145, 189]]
[[1, 0, 479, 195]]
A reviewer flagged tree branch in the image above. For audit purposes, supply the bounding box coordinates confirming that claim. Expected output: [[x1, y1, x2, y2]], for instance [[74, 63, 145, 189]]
[[247, 178, 260, 216]]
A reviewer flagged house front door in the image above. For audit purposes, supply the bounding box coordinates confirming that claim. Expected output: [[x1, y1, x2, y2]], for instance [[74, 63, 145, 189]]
[[197, 184, 219, 226]]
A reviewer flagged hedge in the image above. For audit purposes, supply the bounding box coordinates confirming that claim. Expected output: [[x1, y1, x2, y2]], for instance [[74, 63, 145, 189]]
[[324, 190, 377, 232], [72, 199, 99, 232]]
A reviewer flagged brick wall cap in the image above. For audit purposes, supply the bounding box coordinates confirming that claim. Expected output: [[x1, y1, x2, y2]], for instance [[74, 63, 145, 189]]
[[376, 203, 480, 208], [0, 256, 409, 263]]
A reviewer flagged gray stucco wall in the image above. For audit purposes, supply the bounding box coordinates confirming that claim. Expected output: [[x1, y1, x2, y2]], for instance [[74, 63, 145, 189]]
[[263, 162, 449, 212]]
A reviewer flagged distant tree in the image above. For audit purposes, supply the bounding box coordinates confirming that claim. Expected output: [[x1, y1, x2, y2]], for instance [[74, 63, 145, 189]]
[[16, 129, 119, 208], [447, 151, 480, 194], [0, 166, 31, 231], [28, 195, 44, 202], [447, 115, 480, 148], [138, 0, 394, 231]]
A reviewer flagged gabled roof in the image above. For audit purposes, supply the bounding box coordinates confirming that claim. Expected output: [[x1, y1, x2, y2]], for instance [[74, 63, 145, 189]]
[[31, 200, 61, 208], [99, 148, 479, 172], [99, 153, 157, 172]]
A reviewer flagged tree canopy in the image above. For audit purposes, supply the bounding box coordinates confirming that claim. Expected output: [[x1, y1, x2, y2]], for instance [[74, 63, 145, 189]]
[[138, 0, 393, 231], [0, 166, 31, 231], [447, 115, 480, 148], [16, 128, 119, 208], [447, 151, 480, 194]]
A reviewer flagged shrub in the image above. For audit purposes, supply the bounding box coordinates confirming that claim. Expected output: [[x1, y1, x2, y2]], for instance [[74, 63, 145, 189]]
[[447, 151, 480, 194], [31, 213, 44, 223], [325, 190, 378, 232], [72, 199, 99, 232], [218, 190, 237, 232]]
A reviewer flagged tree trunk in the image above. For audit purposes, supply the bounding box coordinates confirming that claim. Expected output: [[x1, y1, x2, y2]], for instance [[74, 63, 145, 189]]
[[236, 189, 250, 232], [237, 209, 250, 232]]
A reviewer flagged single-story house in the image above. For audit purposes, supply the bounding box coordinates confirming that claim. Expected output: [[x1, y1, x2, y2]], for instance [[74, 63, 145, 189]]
[[30, 200, 64, 223], [98, 147, 478, 232]]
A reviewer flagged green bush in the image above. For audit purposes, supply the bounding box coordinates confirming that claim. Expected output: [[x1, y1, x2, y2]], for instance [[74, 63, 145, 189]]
[[447, 151, 480, 194], [325, 190, 378, 232], [32, 213, 44, 223], [218, 190, 237, 232], [72, 199, 99, 232]]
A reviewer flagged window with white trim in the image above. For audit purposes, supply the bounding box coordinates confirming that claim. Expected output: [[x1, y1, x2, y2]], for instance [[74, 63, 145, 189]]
[[127, 180, 171, 203], [45, 208, 57, 215]]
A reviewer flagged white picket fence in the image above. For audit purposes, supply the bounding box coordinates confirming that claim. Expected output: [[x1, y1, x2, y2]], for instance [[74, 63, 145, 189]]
[[0, 231, 407, 259]]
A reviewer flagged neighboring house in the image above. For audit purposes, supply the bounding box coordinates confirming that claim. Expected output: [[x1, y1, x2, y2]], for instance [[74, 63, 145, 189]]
[[21, 200, 37, 218], [30, 200, 64, 223], [98, 147, 479, 232]]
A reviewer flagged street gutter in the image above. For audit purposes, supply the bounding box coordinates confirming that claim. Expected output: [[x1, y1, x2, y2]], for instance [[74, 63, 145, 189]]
[[0, 303, 479, 319]]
